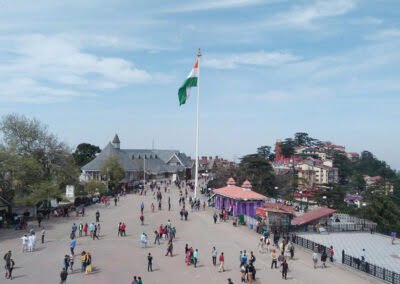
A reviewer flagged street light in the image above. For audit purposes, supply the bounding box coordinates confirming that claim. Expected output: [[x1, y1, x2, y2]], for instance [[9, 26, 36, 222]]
[[362, 202, 367, 230], [322, 195, 327, 207]]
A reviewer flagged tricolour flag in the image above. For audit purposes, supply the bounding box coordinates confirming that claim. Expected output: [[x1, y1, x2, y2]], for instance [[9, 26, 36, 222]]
[[178, 60, 198, 106]]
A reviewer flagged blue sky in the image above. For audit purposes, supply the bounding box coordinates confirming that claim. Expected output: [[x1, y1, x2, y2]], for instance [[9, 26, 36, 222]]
[[0, 0, 399, 169]]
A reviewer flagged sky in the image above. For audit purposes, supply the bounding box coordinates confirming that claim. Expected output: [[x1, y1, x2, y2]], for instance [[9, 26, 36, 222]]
[[0, 0, 399, 169]]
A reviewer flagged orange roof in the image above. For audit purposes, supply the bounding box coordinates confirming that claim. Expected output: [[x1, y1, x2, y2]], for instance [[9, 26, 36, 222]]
[[213, 185, 267, 201], [292, 208, 336, 226], [262, 203, 296, 215]]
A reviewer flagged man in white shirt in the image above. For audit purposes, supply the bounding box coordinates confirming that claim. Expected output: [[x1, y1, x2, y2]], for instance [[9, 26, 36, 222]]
[[21, 235, 28, 252], [31, 233, 36, 251], [28, 234, 33, 252]]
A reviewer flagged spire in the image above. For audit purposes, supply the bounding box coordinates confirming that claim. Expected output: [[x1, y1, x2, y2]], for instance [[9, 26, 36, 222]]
[[242, 180, 252, 191], [226, 177, 236, 186], [112, 134, 120, 149]]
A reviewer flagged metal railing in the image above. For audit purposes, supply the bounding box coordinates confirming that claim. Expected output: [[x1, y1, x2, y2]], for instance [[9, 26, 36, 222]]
[[293, 235, 400, 284]]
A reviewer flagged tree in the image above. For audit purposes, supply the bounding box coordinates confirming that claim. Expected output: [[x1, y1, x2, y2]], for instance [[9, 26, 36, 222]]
[[294, 132, 310, 147], [281, 138, 295, 158], [0, 114, 79, 205], [73, 143, 101, 167], [237, 154, 276, 197], [100, 157, 125, 189], [86, 180, 107, 196], [257, 146, 271, 159]]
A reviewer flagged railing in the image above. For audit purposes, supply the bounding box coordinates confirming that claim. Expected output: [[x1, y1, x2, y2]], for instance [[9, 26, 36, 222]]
[[293, 235, 400, 284], [342, 250, 400, 284]]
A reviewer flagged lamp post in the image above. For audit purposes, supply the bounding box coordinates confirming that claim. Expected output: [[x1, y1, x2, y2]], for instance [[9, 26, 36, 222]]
[[362, 202, 367, 230], [322, 195, 327, 207]]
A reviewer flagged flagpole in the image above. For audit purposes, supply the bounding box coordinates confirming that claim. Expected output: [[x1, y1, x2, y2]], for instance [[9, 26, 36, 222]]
[[194, 48, 202, 199]]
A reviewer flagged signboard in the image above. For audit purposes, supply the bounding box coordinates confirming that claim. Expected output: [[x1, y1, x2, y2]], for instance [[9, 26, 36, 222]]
[[172, 174, 177, 182], [66, 185, 75, 199]]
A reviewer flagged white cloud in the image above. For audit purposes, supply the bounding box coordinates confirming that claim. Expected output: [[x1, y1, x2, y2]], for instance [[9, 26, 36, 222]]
[[203, 51, 301, 69], [365, 28, 400, 41], [0, 34, 154, 103], [265, 0, 357, 28], [164, 0, 270, 13]]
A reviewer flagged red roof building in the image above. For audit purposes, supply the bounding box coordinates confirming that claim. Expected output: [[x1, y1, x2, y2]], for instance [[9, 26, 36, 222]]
[[292, 207, 336, 226]]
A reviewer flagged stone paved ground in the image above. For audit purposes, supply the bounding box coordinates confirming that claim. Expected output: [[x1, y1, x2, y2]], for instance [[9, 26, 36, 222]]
[[298, 232, 400, 273], [0, 182, 381, 284]]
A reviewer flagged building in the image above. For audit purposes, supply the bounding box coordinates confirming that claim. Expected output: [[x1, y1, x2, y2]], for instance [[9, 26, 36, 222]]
[[255, 203, 296, 232], [212, 178, 268, 217], [81, 134, 194, 182], [296, 158, 338, 186]]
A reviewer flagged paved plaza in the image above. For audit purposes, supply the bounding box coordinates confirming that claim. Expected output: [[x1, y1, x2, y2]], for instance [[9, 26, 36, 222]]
[[298, 232, 400, 273], [1, 183, 381, 284]]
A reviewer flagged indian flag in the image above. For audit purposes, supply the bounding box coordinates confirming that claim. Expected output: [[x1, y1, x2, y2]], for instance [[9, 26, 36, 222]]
[[178, 60, 198, 106]]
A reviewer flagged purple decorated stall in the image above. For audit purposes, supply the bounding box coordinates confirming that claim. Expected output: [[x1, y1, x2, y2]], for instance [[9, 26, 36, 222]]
[[213, 178, 267, 217]]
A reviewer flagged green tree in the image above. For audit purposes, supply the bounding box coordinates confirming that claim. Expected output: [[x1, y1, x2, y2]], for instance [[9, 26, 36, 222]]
[[86, 180, 107, 196], [237, 154, 276, 197], [0, 114, 79, 205], [73, 143, 101, 167], [281, 138, 295, 158], [100, 157, 125, 189]]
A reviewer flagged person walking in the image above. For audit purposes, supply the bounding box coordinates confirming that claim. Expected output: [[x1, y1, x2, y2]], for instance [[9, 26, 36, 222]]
[[5, 257, 15, 280], [41, 228, 46, 244], [141, 202, 144, 214], [329, 246, 334, 262], [312, 251, 318, 269], [64, 254, 70, 271], [21, 235, 28, 252], [141, 233, 148, 248], [97, 223, 101, 236], [95, 210, 100, 223], [60, 268, 68, 284], [240, 263, 246, 283], [154, 230, 160, 245], [147, 253, 153, 272], [219, 252, 225, 272], [83, 223, 88, 237], [80, 251, 87, 272], [78, 223, 83, 237], [282, 259, 288, 280], [321, 250, 327, 268], [212, 247, 217, 266], [132, 276, 138, 284], [166, 240, 173, 256], [70, 237, 76, 256], [271, 249, 278, 269], [140, 214, 144, 225], [69, 254, 74, 273], [193, 249, 199, 268]]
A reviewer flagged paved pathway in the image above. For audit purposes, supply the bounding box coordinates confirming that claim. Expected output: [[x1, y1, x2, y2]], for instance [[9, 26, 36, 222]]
[[299, 232, 400, 273], [0, 183, 381, 283]]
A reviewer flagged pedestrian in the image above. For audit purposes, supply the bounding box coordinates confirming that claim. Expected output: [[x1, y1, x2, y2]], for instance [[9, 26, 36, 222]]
[[114, 196, 118, 206], [64, 254, 70, 271], [80, 251, 87, 272], [240, 262, 246, 283], [21, 235, 28, 252], [213, 213, 218, 224], [79, 223, 83, 237], [212, 246, 217, 266], [121, 223, 126, 236], [60, 267, 68, 284], [141, 232, 148, 248], [37, 213, 43, 227], [361, 248, 366, 262], [85, 252, 92, 274], [391, 232, 396, 245], [271, 249, 278, 269], [132, 276, 138, 284], [83, 223, 88, 236], [312, 251, 318, 269], [147, 253, 153, 272], [41, 227, 46, 243], [69, 254, 74, 272], [329, 246, 334, 262], [282, 259, 288, 280], [248, 262, 255, 284], [71, 223, 77, 239], [97, 223, 101, 236], [193, 249, 199, 267], [227, 278, 234, 284], [321, 250, 327, 268], [219, 252, 225, 272], [96, 210, 100, 223], [70, 237, 76, 256], [140, 214, 144, 225], [28, 233, 34, 252], [4, 257, 14, 280], [138, 276, 143, 284], [166, 240, 173, 256], [141, 202, 144, 214], [154, 230, 160, 245]]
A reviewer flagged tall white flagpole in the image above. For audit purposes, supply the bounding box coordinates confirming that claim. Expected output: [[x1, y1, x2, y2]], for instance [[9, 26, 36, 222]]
[[194, 48, 202, 199]]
